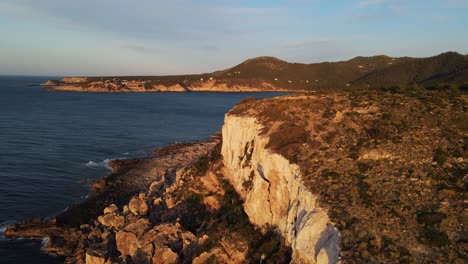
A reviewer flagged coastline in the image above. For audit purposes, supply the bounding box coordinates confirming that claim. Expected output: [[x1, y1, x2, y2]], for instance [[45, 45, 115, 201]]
[[4, 138, 223, 261], [44, 84, 300, 93], [4, 89, 466, 263], [4, 131, 292, 263], [40, 77, 304, 93]]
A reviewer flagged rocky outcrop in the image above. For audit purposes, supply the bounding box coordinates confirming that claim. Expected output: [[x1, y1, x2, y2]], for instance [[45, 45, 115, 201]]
[[221, 115, 340, 263], [4, 134, 292, 263]]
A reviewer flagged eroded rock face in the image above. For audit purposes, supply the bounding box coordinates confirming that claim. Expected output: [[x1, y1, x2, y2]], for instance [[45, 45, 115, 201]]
[[222, 115, 340, 264]]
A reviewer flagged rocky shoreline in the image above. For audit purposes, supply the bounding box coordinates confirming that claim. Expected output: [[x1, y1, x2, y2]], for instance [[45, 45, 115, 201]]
[[4, 133, 292, 263]]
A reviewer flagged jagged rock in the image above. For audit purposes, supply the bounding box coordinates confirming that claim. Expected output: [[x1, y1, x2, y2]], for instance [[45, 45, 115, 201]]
[[140, 224, 180, 248], [152, 247, 179, 264], [132, 243, 154, 264], [124, 218, 150, 237], [85, 250, 106, 264], [128, 196, 149, 216], [97, 213, 125, 229], [125, 213, 140, 225], [115, 231, 139, 257], [103, 204, 119, 214]]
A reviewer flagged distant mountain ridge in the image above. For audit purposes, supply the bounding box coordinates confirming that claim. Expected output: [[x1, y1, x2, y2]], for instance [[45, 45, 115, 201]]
[[219, 51, 468, 88], [44, 52, 468, 92]]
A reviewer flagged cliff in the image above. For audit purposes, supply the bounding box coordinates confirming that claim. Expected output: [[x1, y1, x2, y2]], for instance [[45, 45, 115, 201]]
[[221, 115, 340, 263], [226, 89, 467, 263]]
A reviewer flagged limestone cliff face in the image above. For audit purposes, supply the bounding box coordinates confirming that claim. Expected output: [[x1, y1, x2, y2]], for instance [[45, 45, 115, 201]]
[[222, 115, 340, 264]]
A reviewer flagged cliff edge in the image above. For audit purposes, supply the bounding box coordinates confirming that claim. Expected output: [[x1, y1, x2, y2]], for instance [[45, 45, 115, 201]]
[[226, 88, 467, 263]]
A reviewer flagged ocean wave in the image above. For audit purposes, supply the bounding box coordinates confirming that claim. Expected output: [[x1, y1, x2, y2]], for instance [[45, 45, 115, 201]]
[[41, 236, 50, 250], [85, 159, 111, 169]]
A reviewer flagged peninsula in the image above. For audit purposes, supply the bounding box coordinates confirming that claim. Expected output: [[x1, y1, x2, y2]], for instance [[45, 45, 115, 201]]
[[42, 52, 468, 93]]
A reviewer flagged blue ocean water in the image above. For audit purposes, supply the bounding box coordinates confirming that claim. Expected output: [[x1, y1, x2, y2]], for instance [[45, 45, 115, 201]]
[[0, 76, 284, 263]]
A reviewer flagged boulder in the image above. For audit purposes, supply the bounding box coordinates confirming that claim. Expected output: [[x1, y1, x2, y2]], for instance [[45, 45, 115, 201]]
[[132, 243, 154, 264], [103, 204, 119, 214], [152, 247, 179, 264], [97, 213, 125, 229], [124, 218, 150, 237], [128, 196, 149, 216], [85, 250, 106, 264], [115, 231, 138, 257]]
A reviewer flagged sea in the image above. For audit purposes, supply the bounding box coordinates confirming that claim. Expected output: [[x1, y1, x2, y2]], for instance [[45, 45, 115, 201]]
[[0, 75, 284, 263]]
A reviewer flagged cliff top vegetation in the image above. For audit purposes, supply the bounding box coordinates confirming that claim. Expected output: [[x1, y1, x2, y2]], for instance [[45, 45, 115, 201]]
[[228, 87, 467, 263]]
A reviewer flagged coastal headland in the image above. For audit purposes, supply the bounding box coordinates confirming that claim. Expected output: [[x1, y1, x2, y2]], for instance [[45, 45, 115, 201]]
[[42, 52, 468, 93], [5, 86, 467, 263]]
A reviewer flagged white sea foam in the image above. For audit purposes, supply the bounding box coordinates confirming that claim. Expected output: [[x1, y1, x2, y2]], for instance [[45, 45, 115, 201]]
[[85, 159, 111, 169], [0, 221, 15, 234], [41, 236, 50, 250]]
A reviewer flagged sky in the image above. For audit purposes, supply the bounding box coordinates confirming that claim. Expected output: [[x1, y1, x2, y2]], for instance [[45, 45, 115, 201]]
[[0, 0, 467, 76]]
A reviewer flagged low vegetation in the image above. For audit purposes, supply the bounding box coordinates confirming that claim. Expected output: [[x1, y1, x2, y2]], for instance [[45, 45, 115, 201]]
[[228, 87, 467, 263]]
